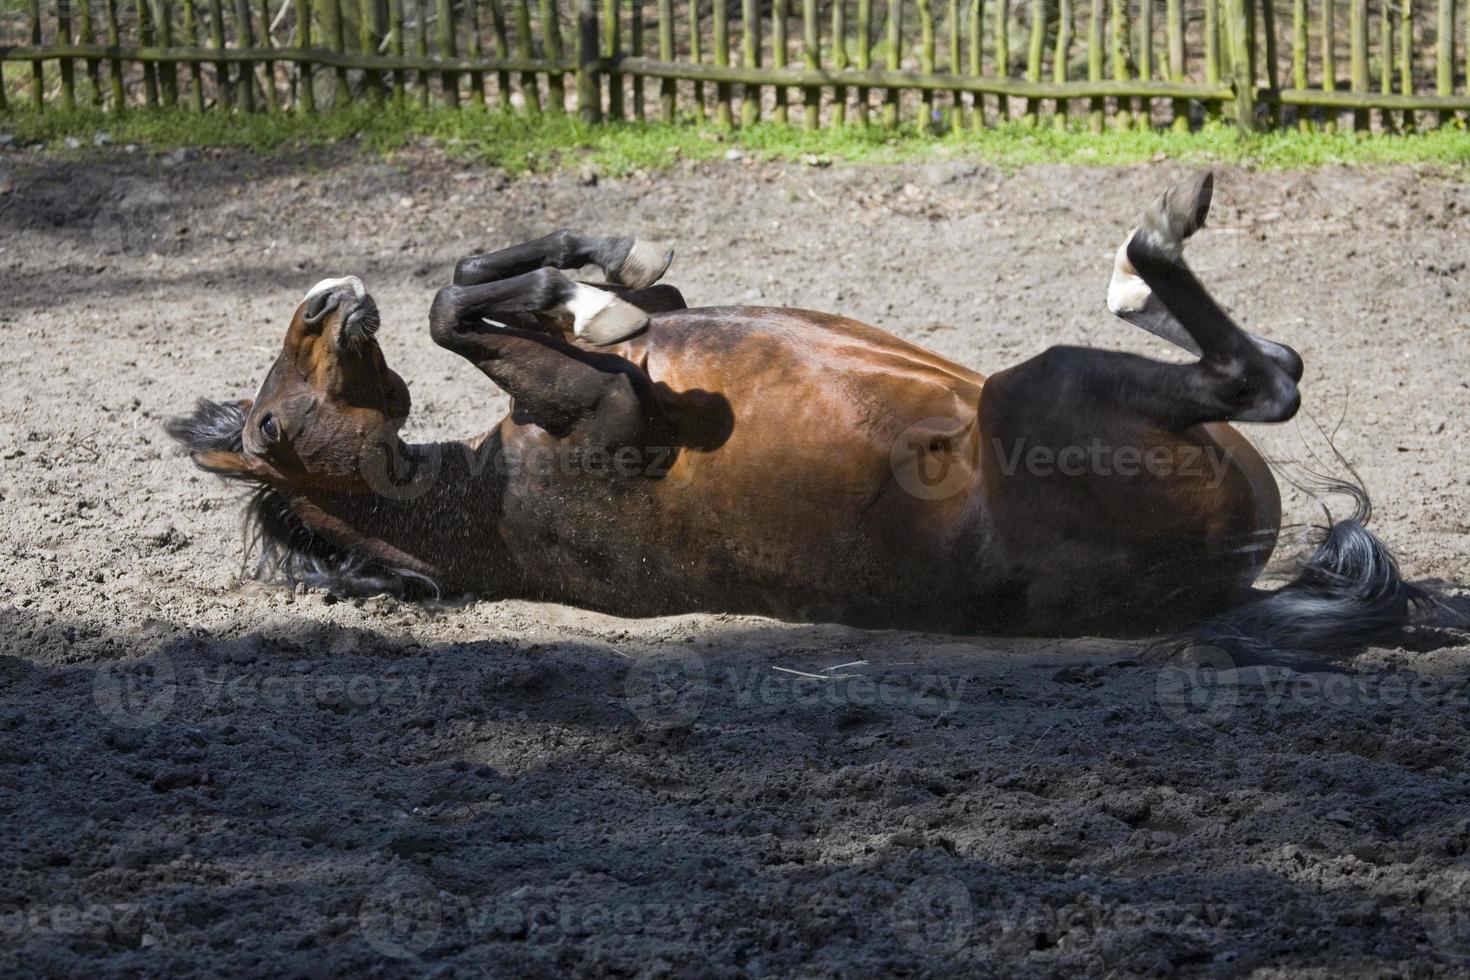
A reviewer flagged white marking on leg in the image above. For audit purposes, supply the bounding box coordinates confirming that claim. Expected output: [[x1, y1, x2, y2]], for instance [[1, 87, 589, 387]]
[[1107, 236, 1153, 316], [561, 283, 617, 339]]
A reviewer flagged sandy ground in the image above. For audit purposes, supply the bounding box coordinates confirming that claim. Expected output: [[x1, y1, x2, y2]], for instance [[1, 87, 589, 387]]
[[1, 145, 1469, 978]]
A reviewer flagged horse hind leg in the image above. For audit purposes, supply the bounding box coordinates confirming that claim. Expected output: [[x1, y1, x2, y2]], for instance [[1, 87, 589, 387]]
[[1106, 172, 1303, 384]]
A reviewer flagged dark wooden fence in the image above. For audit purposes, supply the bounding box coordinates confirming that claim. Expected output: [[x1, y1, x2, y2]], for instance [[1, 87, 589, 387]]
[[3, 0, 1469, 130]]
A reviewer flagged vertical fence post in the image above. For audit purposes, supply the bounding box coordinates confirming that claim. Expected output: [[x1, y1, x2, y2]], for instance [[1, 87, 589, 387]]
[[487, 0, 514, 107], [1225, 0, 1254, 129], [415, 0, 431, 105], [1167, 0, 1185, 129], [577, 0, 602, 119], [1135, 0, 1150, 128], [1023, 0, 1043, 125], [885, 0, 903, 127], [359, 0, 382, 103], [1400, 0, 1413, 128], [1435, 0, 1452, 125], [234, 0, 257, 110], [515, 0, 542, 112], [78, 0, 104, 106], [258, 0, 279, 110], [155, 0, 180, 106], [994, 0, 1008, 119], [1291, 0, 1307, 128], [181, 0, 207, 109], [543, 0, 568, 113], [857, 0, 873, 124], [630, 0, 644, 117], [27, 0, 44, 110], [157, 0, 180, 106], [919, 0, 937, 127], [604, 0, 623, 117], [296, 0, 317, 111], [833, 0, 849, 125], [1054, 0, 1071, 128], [206, 0, 231, 107], [658, 0, 675, 119], [944, 0, 958, 126], [712, 0, 731, 126], [464, 0, 487, 107], [139, 0, 161, 106], [1321, 0, 1335, 130], [743, 0, 762, 125], [803, 0, 820, 126], [689, 0, 705, 118], [1350, 0, 1367, 129], [967, 0, 982, 127], [1260, 0, 1278, 126], [326, 0, 349, 104], [1379, 0, 1393, 130], [59, 0, 78, 109], [388, 0, 406, 104], [1109, 0, 1128, 128], [774, 0, 790, 122], [437, 0, 460, 106], [1204, 0, 1220, 120], [1087, 0, 1102, 130], [103, 0, 127, 109]]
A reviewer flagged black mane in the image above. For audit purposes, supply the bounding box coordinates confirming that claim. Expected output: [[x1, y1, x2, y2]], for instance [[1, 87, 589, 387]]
[[164, 399, 437, 598]]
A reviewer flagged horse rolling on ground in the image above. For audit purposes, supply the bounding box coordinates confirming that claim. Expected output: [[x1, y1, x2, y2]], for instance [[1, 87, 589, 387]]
[[168, 172, 1427, 659]]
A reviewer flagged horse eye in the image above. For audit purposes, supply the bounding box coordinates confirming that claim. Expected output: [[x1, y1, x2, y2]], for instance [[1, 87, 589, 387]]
[[258, 413, 280, 442]]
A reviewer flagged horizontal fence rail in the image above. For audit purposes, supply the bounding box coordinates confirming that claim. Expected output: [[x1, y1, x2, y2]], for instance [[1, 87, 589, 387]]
[[2, 1, 1469, 130]]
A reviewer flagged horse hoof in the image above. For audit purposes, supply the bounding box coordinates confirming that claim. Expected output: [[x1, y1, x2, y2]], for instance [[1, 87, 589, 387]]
[[1137, 171, 1213, 261], [610, 241, 674, 290], [576, 294, 650, 345]]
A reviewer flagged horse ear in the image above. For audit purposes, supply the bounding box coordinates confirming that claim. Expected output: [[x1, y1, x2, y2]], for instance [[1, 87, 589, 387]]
[[190, 449, 284, 485], [166, 398, 279, 484]]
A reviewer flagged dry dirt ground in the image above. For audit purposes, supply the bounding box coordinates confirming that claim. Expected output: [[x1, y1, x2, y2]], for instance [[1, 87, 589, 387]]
[[2, 145, 1469, 978]]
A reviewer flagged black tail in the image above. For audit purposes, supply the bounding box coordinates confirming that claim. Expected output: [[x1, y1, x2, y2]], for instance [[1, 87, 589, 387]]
[[1194, 484, 1432, 662]]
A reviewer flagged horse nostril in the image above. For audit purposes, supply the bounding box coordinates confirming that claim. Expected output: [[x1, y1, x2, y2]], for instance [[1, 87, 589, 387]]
[[304, 291, 337, 325]]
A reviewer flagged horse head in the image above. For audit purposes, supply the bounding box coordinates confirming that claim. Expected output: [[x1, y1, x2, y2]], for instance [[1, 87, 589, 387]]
[[168, 276, 410, 494]]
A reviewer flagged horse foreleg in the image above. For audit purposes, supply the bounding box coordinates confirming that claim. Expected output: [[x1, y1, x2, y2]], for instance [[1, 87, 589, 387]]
[[454, 230, 673, 291], [429, 271, 668, 445]]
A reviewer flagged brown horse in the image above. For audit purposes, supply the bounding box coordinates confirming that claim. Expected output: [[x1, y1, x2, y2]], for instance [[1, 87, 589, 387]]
[[168, 173, 1423, 655]]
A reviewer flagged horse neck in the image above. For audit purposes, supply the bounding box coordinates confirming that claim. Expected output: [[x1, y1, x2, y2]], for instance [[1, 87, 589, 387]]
[[292, 435, 508, 589]]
